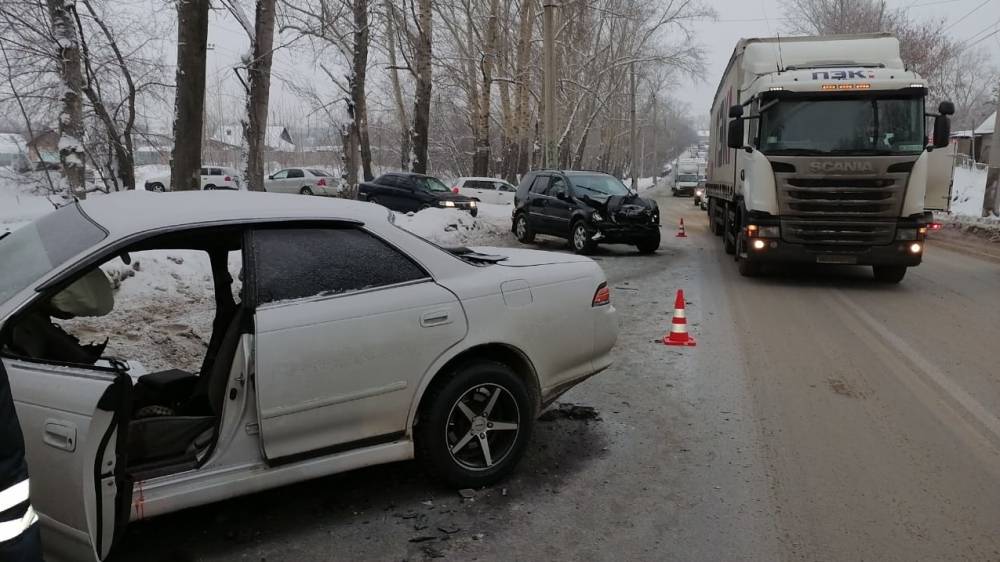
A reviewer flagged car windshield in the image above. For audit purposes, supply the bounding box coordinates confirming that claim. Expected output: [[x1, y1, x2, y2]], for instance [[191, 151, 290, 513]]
[[0, 205, 106, 305], [677, 174, 699, 182], [758, 96, 925, 155], [416, 177, 452, 193], [568, 174, 631, 200]]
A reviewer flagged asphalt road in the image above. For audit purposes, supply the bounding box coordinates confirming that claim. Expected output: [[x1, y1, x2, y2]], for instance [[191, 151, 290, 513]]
[[113, 186, 1000, 562]]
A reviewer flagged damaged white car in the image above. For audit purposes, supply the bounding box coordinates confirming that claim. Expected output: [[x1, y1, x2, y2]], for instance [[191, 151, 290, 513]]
[[0, 192, 618, 561]]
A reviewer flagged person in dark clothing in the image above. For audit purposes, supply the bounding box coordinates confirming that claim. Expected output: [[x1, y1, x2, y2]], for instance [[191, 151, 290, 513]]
[[0, 361, 42, 561]]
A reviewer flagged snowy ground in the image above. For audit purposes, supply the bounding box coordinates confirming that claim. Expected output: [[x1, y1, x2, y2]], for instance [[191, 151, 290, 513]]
[[949, 163, 988, 217], [392, 204, 513, 246]]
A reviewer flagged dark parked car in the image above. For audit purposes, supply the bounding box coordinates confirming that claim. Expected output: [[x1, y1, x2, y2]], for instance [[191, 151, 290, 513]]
[[512, 170, 660, 254], [358, 173, 478, 216]]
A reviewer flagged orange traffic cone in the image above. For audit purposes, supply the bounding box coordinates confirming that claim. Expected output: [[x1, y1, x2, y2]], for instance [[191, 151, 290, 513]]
[[676, 218, 687, 238], [663, 289, 696, 346]]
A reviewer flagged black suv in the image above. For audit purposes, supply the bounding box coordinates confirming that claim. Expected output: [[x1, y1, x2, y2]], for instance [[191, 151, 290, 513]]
[[512, 170, 660, 254], [358, 172, 478, 216]]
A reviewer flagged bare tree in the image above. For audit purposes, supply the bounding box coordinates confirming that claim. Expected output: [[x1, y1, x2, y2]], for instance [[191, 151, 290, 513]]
[[171, 0, 210, 192], [471, 0, 499, 176], [46, 0, 86, 198], [383, 0, 410, 170], [410, 0, 432, 174]]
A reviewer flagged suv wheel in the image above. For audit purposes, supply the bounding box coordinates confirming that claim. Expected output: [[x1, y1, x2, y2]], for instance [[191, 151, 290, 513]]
[[636, 230, 660, 254], [514, 213, 535, 244], [415, 360, 533, 488], [571, 221, 596, 254]]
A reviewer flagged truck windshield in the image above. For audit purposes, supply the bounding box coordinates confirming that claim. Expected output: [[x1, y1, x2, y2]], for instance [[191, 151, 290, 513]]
[[758, 97, 924, 155], [677, 174, 699, 182], [0, 205, 106, 305]]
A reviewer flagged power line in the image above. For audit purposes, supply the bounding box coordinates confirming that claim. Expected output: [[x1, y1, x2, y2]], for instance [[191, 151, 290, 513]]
[[963, 24, 1000, 48], [942, 0, 990, 31], [955, 15, 1000, 48], [903, 0, 969, 9]]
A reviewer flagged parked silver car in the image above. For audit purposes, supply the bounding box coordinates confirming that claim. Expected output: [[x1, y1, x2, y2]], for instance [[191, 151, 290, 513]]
[[0, 192, 618, 561], [263, 168, 340, 196]]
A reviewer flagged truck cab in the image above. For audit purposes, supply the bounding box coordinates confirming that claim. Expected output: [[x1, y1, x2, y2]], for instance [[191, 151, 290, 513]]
[[706, 33, 954, 283]]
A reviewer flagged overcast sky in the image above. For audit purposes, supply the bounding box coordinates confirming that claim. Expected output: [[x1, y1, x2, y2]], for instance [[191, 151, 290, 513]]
[[194, 0, 1000, 131]]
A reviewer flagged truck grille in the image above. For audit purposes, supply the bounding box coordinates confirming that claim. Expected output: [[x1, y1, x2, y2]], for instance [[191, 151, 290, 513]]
[[779, 176, 904, 216], [780, 219, 897, 248]]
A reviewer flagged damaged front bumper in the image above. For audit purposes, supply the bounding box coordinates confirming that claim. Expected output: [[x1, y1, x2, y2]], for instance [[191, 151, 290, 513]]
[[590, 222, 660, 243]]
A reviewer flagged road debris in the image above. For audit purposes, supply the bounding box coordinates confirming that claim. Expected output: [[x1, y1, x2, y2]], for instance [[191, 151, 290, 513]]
[[458, 488, 476, 499], [539, 402, 601, 421]]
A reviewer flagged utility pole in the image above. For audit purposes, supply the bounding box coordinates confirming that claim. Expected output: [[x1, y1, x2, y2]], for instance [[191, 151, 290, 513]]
[[542, 1, 558, 168], [985, 87, 1000, 216], [629, 62, 638, 190]]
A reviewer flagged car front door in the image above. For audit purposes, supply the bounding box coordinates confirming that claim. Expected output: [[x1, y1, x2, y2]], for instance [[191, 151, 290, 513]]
[[0, 356, 130, 561], [466, 180, 494, 203], [494, 181, 516, 205], [199, 167, 210, 190], [266, 169, 289, 193], [250, 225, 467, 462]]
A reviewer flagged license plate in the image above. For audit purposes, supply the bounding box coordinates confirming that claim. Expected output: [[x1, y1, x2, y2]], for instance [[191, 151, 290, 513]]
[[816, 255, 857, 264]]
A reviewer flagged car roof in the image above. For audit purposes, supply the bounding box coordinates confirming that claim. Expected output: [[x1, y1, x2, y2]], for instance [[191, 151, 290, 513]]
[[79, 191, 387, 239], [459, 177, 510, 182]]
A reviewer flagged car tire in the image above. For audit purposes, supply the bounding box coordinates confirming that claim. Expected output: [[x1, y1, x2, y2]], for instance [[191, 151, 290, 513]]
[[148, 183, 166, 193], [872, 265, 906, 283], [571, 220, 596, 254], [300, 187, 313, 195], [204, 185, 216, 190], [470, 207, 479, 218], [415, 360, 533, 488], [636, 231, 661, 254], [513, 213, 535, 244]]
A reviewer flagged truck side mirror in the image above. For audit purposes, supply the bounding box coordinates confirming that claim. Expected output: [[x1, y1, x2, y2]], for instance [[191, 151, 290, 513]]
[[932, 114, 951, 149], [938, 101, 955, 116], [728, 105, 744, 118], [727, 119, 745, 149]]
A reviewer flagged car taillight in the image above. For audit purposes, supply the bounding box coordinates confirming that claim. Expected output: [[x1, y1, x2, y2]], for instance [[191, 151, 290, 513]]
[[317, 178, 327, 186], [452, 187, 459, 193], [592, 283, 610, 307], [224, 176, 231, 182], [929, 222, 942, 231]]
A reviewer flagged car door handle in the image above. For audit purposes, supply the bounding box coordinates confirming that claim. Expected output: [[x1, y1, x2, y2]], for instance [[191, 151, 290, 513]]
[[44, 420, 77, 452], [420, 310, 452, 327]]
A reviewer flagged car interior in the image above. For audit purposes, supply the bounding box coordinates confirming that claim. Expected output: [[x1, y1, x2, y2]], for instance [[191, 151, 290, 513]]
[[0, 226, 246, 479]]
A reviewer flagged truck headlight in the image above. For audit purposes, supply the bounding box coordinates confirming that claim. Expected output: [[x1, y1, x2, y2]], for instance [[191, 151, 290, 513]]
[[748, 224, 779, 238], [440, 200, 456, 207]]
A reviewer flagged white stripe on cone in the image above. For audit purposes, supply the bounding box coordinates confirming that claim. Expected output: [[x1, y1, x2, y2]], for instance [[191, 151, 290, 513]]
[[0, 480, 29, 513], [0, 505, 38, 543]]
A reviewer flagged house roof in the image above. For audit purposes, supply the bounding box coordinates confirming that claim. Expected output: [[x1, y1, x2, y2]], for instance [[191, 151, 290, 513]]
[[975, 111, 995, 136], [211, 124, 296, 152]]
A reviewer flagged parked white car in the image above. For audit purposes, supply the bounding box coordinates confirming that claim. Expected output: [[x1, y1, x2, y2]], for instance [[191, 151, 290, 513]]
[[452, 177, 518, 205], [264, 168, 339, 196], [143, 166, 241, 192], [0, 191, 618, 561]]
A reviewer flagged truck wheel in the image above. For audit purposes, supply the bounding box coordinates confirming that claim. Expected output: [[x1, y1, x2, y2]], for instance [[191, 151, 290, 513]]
[[723, 206, 737, 255], [571, 221, 596, 254], [873, 265, 906, 283]]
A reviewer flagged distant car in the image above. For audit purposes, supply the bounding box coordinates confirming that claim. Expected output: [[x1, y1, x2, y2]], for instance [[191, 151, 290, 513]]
[[264, 168, 340, 196], [452, 177, 518, 205], [694, 176, 707, 207], [512, 170, 660, 254], [0, 191, 618, 561], [144, 166, 241, 192], [359, 172, 478, 216]]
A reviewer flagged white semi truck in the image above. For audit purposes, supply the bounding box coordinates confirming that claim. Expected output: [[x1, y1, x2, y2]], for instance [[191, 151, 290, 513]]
[[673, 157, 702, 196], [707, 33, 954, 283]]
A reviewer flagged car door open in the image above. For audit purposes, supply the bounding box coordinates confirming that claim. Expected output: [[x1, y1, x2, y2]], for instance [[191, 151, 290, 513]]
[[1, 358, 130, 561], [250, 225, 468, 462]]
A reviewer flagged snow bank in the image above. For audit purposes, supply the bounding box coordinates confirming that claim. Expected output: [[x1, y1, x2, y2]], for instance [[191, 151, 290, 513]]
[[393, 203, 512, 246], [950, 163, 988, 217]]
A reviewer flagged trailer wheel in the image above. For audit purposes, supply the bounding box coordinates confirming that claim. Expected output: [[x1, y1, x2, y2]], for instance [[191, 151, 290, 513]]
[[708, 199, 722, 236], [723, 204, 737, 255]]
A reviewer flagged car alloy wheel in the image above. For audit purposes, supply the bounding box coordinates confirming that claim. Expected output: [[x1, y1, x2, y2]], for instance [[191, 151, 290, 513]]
[[514, 214, 534, 243], [445, 384, 520, 471], [572, 222, 594, 254]]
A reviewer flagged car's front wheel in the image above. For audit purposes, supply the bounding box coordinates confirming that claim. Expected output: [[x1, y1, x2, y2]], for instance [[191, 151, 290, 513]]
[[571, 221, 596, 254], [514, 213, 535, 244], [636, 231, 661, 254], [416, 361, 533, 488]]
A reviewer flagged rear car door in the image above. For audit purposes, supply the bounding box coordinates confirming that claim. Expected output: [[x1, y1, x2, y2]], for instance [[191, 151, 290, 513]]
[[525, 174, 552, 233], [0, 357, 130, 561], [466, 180, 495, 202], [250, 225, 467, 462], [494, 181, 516, 205], [199, 167, 209, 189], [286, 169, 306, 193]]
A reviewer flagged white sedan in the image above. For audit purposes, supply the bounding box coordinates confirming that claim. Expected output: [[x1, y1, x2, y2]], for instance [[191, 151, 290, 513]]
[[143, 166, 242, 192], [0, 192, 617, 561], [264, 168, 340, 196], [452, 176, 518, 205]]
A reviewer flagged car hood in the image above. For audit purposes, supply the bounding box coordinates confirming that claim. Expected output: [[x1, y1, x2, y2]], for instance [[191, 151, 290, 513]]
[[582, 193, 658, 221], [467, 246, 593, 267], [432, 191, 476, 202]]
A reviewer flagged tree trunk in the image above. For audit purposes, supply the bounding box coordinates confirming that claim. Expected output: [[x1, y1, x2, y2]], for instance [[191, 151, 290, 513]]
[[512, 0, 533, 178], [46, 0, 86, 199], [171, 0, 210, 191], [410, 0, 433, 174], [353, 0, 373, 181], [340, 122, 359, 199], [244, 0, 277, 192], [384, 1, 410, 170], [629, 62, 637, 189], [472, 0, 500, 176]]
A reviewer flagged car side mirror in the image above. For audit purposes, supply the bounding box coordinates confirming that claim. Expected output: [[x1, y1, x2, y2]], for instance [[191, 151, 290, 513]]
[[727, 119, 745, 149], [932, 114, 951, 149], [728, 104, 744, 119]]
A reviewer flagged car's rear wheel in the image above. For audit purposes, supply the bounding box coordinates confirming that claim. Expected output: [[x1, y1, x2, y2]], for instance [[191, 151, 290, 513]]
[[873, 265, 906, 283], [636, 230, 661, 254], [416, 360, 533, 488], [514, 213, 535, 244], [204, 184, 216, 190], [300, 186, 313, 195], [571, 221, 596, 254]]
